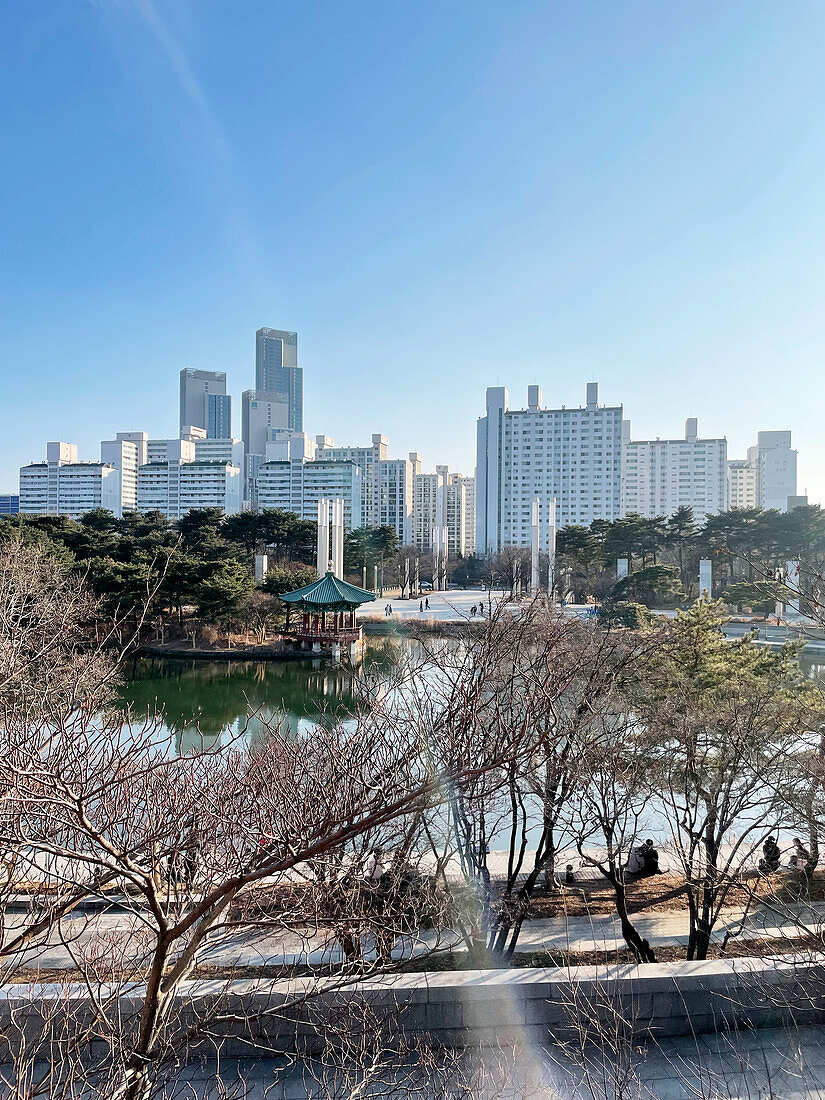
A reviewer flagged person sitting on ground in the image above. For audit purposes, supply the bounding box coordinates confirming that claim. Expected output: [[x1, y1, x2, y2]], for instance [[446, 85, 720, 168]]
[[640, 839, 661, 876], [759, 835, 781, 873], [565, 864, 576, 884], [624, 843, 645, 876]]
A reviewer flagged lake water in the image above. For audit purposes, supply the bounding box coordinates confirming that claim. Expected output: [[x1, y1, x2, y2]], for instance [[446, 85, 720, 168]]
[[118, 640, 824, 850], [119, 640, 403, 753]]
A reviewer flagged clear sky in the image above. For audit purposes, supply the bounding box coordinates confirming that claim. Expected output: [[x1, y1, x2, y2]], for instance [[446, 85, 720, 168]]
[[2, 1, 825, 503]]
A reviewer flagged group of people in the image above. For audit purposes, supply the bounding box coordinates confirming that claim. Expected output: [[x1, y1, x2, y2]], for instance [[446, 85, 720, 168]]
[[383, 602, 394, 616], [759, 835, 810, 874], [624, 838, 662, 878], [418, 598, 430, 612]]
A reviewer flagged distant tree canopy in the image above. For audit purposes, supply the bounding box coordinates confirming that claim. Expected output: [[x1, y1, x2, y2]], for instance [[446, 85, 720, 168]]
[[0, 507, 319, 627], [344, 526, 400, 574], [553, 505, 825, 607]]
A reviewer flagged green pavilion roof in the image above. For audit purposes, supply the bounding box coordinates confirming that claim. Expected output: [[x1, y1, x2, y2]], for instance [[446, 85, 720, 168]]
[[280, 571, 377, 610]]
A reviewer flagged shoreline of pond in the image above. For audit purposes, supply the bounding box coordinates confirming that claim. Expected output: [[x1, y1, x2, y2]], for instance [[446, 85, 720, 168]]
[[134, 619, 472, 662]]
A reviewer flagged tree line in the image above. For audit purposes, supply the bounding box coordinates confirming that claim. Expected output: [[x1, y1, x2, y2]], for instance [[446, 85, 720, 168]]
[[552, 503, 825, 610]]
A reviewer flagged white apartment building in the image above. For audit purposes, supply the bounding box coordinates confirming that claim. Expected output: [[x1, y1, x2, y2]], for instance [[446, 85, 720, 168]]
[[412, 467, 476, 556], [727, 431, 798, 513], [377, 457, 415, 544], [622, 418, 727, 523], [101, 434, 142, 513], [412, 469, 446, 552], [316, 434, 415, 541], [256, 456, 362, 531], [475, 383, 623, 555], [727, 459, 758, 510], [137, 439, 241, 519], [20, 441, 132, 519], [315, 434, 387, 529], [447, 474, 475, 556], [148, 427, 245, 470], [242, 389, 292, 502]]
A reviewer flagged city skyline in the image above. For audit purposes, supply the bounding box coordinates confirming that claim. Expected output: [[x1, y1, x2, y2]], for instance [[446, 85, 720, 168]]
[[3, 4, 825, 502]]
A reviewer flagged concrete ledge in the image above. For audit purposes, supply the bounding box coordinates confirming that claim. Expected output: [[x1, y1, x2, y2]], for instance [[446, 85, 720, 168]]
[[1, 954, 822, 1058]]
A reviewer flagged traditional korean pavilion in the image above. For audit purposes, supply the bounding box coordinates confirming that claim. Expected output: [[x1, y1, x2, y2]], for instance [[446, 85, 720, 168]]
[[280, 571, 377, 655]]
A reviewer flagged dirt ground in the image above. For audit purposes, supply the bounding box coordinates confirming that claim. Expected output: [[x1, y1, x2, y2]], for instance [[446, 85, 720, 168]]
[[523, 869, 825, 920]]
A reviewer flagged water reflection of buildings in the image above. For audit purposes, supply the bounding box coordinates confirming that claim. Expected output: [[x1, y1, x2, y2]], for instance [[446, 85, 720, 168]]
[[121, 654, 386, 756]]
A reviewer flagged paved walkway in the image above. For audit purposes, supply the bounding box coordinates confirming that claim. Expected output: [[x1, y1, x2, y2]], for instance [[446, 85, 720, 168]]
[[131, 1026, 825, 1098], [4, 896, 824, 973]]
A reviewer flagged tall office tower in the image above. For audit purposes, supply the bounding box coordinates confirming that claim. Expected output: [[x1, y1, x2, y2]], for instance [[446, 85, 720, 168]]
[[256, 328, 302, 431], [242, 389, 291, 502], [475, 382, 623, 557], [727, 459, 758, 509], [179, 369, 230, 438], [0, 495, 19, 515], [137, 438, 241, 519], [19, 442, 125, 518], [728, 431, 798, 513], [622, 418, 728, 523], [257, 456, 362, 532], [316, 434, 389, 528]]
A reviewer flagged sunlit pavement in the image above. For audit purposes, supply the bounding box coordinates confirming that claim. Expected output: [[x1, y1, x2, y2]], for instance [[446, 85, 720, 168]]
[[6, 894, 824, 972], [356, 588, 597, 624]]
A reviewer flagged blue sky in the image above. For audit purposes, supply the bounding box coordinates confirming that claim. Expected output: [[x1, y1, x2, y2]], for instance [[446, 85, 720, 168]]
[[2, 1, 825, 503]]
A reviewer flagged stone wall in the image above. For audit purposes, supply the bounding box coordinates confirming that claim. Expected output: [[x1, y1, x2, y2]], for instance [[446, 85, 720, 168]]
[[2, 954, 823, 1060]]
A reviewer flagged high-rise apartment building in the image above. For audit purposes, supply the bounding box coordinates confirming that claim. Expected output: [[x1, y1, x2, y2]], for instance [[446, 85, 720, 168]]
[[179, 369, 229, 439], [475, 382, 623, 555], [753, 431, 797, 512], [447, 474, 475, 556], [100, 434, 143, 514], [413, 466, 476, 556], [19, 442, 126, 519], [255, 328, 303, 431], [727, 459, 758, 510], [316, 434, 388, 529], [149, 427, 244, 471], [412, 469, 446, 552], [727, 431, 798, 512], [315, 434, 415, 542], [137, 438, 241, 519], [376, 456, 415, 544], [242, 389, 291, 502], [256, 454, 362, 531], [622, 418, 727, 523]]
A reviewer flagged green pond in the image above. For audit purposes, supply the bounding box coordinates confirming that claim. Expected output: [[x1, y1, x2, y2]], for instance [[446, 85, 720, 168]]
[[120, 638, 825, 757], [119, 641, 404, 754]]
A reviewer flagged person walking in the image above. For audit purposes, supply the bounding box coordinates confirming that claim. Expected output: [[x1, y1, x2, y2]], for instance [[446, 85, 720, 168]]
[[419, 600, 423, 612], [425, 597, 429, 610]]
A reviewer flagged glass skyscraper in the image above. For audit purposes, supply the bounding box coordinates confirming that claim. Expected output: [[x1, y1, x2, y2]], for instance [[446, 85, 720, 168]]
[[255, 328, 303, 431]]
